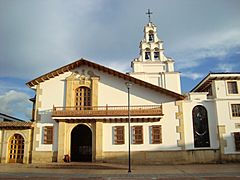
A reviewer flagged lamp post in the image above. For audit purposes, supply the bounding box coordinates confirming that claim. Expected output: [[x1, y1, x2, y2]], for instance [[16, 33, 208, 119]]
[[125, 82, 132, 173]]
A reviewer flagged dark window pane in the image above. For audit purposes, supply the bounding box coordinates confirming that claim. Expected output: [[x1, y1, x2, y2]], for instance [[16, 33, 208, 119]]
[[192, 105, 210, 148], [227, 82, 238, 94], [231, 104, 240, 117]]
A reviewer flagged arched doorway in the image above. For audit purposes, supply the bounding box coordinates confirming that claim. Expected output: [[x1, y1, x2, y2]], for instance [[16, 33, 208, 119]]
[[71, 124, 92, 162], [8, 134, 24, 163]]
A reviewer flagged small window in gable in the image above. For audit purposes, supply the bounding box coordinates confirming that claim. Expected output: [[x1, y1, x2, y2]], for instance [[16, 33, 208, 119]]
[[233, 132, 240, 151], [75, 86, 91, 110], [227, 81, 238, 94]]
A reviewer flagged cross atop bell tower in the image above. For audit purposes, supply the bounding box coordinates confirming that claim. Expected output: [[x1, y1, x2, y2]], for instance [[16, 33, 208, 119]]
[[146, 9, 153, 23]]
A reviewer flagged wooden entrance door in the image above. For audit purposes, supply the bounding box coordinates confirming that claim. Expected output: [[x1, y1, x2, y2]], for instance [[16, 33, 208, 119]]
[[71, 124, 92, 162], [8, 134, 24, 163]]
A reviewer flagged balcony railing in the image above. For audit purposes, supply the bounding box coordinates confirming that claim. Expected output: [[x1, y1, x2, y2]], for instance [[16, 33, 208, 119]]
[[52, 105, 163, 117]]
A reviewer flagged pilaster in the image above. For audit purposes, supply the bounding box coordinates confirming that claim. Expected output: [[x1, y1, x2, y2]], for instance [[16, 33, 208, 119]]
[[91, 76, 99, 106], [57, 121, 66, 162], [217, 125, 227, 161], [95, 121, 103, 162]]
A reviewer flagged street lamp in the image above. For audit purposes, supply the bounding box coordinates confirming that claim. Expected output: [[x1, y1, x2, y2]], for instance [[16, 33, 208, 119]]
[[125, 82, 132, 173]]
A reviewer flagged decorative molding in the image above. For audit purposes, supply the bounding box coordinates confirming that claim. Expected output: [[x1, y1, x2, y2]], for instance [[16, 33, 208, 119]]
[[91, 76, 99, 107], [65, 70, 99, 108]]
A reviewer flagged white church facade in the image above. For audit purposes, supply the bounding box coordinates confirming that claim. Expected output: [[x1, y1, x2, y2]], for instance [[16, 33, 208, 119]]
[[0, 21, 240, 164]]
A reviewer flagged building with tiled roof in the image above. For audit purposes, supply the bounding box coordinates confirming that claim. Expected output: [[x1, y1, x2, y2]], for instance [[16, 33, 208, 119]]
[[0, 17, 239, 164]]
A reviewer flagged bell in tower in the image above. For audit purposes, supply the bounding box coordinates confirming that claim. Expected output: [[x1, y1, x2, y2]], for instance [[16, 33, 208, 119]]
[[130, 10, 181, 94]]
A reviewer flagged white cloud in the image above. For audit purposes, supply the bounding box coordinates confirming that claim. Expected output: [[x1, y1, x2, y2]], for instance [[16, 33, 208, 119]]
[[0, 0, 240, 94], [215, 63, 234, 72], [0, 90, 32, 120], [104, 60, 131, 73], [181, 72, 204, 80], [174, 29, 240, 70]]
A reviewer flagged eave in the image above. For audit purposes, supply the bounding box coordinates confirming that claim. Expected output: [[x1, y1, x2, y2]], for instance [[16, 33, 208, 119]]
[[26, 58, 185, 100], [0, 122, 33, 129], [191, 72, 240, 92]]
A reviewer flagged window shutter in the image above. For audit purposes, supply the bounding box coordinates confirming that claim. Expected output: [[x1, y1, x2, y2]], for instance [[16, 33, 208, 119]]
[[152, 125, 162, 144], [43, 126, 53, 144], [132, 126, 143, 144], [114, 126, 124, 144]]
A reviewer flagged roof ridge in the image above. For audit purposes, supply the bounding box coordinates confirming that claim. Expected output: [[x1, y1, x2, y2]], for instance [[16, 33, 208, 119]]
[[26, 58, 185, 100]]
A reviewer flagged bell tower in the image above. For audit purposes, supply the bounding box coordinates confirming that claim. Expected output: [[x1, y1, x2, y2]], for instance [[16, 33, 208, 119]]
[[130, 10, 181, 94]]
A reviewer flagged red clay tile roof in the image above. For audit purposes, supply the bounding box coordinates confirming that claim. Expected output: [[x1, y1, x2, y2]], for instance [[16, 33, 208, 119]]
[[26, 58, 185, 100], [0, 121, 33, 129]]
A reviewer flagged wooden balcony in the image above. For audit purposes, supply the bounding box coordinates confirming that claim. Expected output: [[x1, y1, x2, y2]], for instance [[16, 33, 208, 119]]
[[52, 105, 163, 117]]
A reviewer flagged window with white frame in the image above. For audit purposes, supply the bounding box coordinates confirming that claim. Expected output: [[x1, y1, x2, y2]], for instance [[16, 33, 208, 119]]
[[231, 104, 240, 117]]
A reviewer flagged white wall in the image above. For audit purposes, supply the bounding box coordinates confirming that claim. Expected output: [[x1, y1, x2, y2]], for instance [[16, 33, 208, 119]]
[[211, 79, 240, 154], [37, 66, 179, 113], [213, 80, 240, 99], [35, 122, 58, 151], [96, 69, 176, 106], [103, 102, 181, 152], [39, 72, 71, 110], [183, 95, 219, 150], [215, 100, 240, 154], [36, 65, 180, 152]]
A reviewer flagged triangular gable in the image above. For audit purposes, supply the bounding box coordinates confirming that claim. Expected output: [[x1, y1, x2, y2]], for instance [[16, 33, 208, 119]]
[[26, 58, 185, 100]]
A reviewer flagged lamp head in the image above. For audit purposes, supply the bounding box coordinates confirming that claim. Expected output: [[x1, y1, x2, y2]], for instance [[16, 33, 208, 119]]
[[125, 82, 132, 88]]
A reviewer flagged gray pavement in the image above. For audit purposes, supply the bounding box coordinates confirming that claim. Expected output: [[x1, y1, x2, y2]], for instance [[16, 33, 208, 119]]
[[0, 162, 239, 179]]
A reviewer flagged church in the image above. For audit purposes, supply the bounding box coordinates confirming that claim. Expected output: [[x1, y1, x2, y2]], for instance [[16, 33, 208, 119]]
[[0, 17, 240, 164]]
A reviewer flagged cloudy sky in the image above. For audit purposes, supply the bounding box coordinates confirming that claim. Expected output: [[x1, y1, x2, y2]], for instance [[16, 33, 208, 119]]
[[0, 0, 240, 120]]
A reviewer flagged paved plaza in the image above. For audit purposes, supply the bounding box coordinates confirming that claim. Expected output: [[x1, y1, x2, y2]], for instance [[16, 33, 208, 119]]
[[0, 162, 239, 179]]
